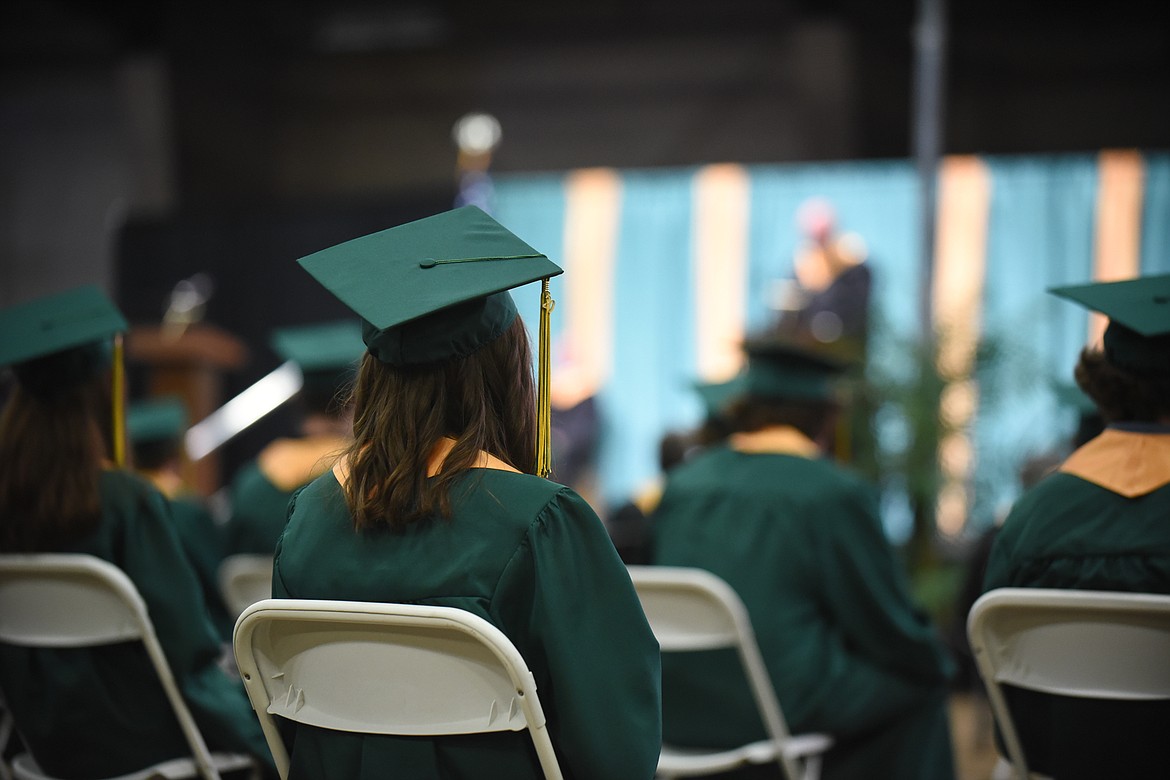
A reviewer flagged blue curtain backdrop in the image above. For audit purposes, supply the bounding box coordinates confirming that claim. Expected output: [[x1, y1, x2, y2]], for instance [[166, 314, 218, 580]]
[[1142, 153, 1170, 275], [492, 151, 1169, 539]]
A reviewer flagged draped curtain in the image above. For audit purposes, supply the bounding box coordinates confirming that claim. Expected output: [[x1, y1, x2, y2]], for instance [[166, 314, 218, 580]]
[[493, 150, 1170, 538]]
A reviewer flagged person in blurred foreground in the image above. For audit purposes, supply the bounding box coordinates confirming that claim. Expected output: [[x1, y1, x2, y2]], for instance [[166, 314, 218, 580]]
[[983, 274, 1170, 777], [223, 320, 363, 557], [127, 394, 234, 642], [0, 286, 274, 778], [271, 206, 662, 779], [652, 337, 955, 780]]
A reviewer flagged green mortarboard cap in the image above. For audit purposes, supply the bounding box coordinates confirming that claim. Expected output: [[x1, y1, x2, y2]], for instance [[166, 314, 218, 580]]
[[297, 206, 563, 366], [1049, 274, 1170, 377], [692, 376, 746, 420], [0, 285, 128, 394], [127, 396, 188, 443], [741, 338, 848, 402], [271, 320, 366, 373]]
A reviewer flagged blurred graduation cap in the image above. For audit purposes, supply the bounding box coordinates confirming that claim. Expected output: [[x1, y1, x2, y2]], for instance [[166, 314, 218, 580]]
[[184, 321, 365, 461], [0, 285, 130, 465], [127, 395, 188, 444], [296, 205, 563, 476], [270, 319, 365, 401], [692, 376, 745, 422], [0, 285, 126, 389], [1049, 274, 1170, 377], [741, 337, 849, 402]]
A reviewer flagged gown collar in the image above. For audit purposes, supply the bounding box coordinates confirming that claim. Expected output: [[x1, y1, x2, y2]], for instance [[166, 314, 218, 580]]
[[1059, 427, 1170, 497]]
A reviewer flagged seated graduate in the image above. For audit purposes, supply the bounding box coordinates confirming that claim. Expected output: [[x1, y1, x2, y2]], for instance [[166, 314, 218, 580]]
[[272, 206, 662, 779], [0, 286, 275, 778], [982, 274, 1170, 777], [222, 320, 363, 557], [651, 336, 956, 780], [127, 395, 234, 642], [606, 376, 742, 565]]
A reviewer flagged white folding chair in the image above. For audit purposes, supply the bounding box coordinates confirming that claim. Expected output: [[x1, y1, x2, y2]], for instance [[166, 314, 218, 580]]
[[232, 598, 564, 780], [625, 566, 832, 780], [0, 553, 255, 780], [967, 587, 1170, 780], [218, 555, 274, 619]]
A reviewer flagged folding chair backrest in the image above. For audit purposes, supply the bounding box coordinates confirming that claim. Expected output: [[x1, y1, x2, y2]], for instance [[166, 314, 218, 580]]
[[626, 566, 801, 780], [218, 554, 274, 619], [967, 588, 1170, 778], [233, 599, 563, 780], [0, 554, 224, 780]]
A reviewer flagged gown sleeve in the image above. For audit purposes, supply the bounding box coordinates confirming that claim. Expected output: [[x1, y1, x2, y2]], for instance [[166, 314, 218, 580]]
[[492, 487, 662, 780], [816, 480, 953, 683]]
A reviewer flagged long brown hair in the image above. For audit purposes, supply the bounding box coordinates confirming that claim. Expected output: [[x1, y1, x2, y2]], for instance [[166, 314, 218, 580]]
[[342, 316, 537, 531], [0, 373, 113, 551]]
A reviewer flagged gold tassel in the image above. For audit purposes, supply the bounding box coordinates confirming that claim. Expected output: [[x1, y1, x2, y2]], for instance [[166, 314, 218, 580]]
[[112, 333, 126, 468], [536, 279, 555, 478]]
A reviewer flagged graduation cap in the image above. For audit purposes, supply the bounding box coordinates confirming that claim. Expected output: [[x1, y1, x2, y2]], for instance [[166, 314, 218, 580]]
[[296, 205, 563, 476], [0, 285, 130, 465], [741, 337, 848, 402], [270, 319, 366, 400], [1049, 274, 1170, 377], [271, 320, 366, 372], [692, 376, 745, 421], [127, 396, 188, 444]]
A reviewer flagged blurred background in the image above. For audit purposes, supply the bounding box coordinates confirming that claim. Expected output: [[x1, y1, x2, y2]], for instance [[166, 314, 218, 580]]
[[2, 0, 1169, 550]]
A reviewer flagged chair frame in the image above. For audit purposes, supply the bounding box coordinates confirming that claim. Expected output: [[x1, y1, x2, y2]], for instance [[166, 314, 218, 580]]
[[0, 553, 254, 780], [626, 565, 832, 780], [967, 587, 1170, 780], [232, 598, 564, 780]]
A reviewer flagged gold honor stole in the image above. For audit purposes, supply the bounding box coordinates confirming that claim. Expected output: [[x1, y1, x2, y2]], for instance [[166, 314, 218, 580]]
[[1059, 429, 1170, 498]]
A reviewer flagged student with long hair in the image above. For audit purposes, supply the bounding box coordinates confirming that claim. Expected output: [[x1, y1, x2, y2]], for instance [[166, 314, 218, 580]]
[[273, 206, 661, 779], [0, 286, 274, 778], [983, 274, 1170, 776]]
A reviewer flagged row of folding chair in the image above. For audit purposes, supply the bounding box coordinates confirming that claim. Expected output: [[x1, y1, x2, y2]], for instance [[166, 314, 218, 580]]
[[0, 553, 825, 780], [6, 551, 1170, 780]]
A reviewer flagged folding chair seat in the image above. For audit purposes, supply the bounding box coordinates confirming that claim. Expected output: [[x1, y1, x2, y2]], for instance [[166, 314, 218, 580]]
[[626, 565, 832, 780], [967, 587, 1170, 780], [232, 598, 564, 780], [0, 554, 255, 780]]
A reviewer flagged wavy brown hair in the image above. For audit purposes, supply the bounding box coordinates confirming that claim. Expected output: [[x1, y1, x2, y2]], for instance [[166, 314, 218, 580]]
[[1075, 348, 1170, 424], [0, 373, 113, 551], [342, 316, 537, 531]]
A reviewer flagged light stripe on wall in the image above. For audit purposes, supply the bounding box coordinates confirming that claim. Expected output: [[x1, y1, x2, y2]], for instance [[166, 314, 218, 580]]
[[559, 168, 621, 402], [692, 164, 750, 381], [932, 155, 992, 536], [1091, 149, 1145, 343]]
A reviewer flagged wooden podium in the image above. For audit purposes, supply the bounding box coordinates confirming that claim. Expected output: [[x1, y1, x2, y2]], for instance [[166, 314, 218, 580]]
[[127, 323, 249, 496]]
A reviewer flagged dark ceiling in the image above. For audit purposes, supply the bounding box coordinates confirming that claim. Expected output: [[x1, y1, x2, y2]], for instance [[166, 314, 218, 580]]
[[3, 0, 1168, 200]]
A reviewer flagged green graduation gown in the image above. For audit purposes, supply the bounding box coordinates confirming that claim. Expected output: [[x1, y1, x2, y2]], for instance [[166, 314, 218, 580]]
[[224, 460, 296, 556], [0, 470, 274, 778], [651, 438, 955, 780], [224, 437, 347, 557], [167, 493, 234, 642], [982, 426, 1170, 777], [273, 467, 662, 780]]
